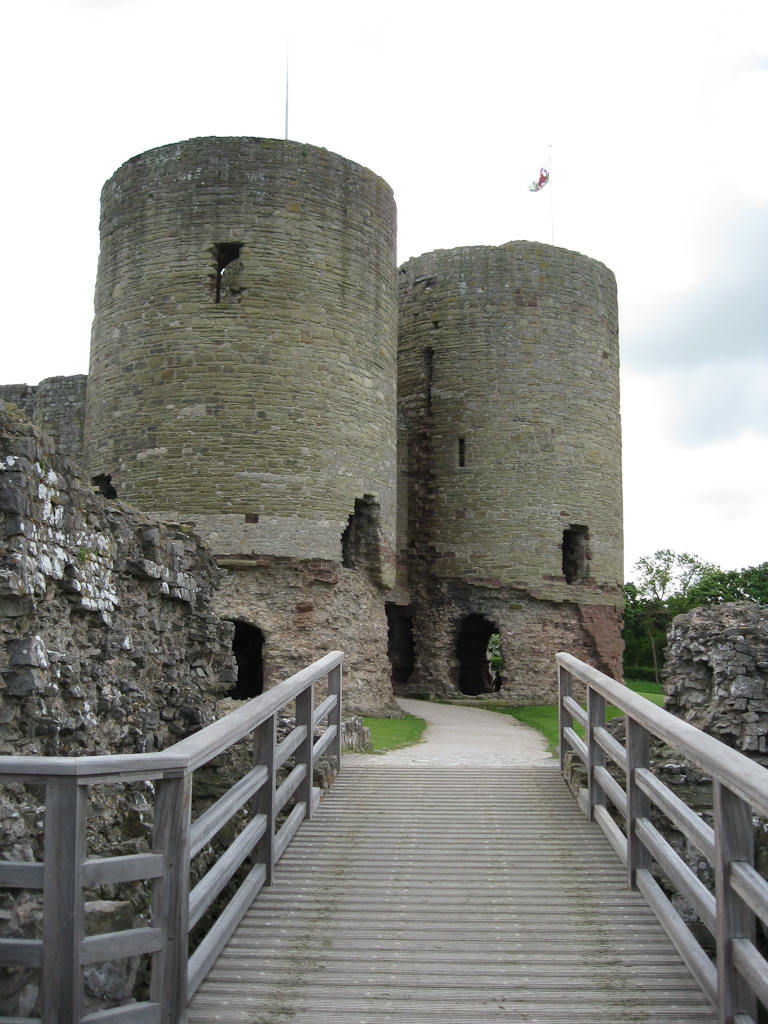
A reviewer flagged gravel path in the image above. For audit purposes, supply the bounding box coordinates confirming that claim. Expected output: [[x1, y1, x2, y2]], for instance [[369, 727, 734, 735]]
[[344, 697, 552, 767]]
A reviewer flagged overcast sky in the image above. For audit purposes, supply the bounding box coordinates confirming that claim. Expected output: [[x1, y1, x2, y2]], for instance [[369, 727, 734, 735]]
[[1, 0, 766, 579]]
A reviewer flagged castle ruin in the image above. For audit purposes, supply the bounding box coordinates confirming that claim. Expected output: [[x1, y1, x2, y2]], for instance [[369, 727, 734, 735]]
[[1, 137, 624, 711]]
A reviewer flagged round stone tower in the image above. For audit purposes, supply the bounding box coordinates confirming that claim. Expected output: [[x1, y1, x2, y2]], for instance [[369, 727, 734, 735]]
[[85, 138, 399, 714], [392, 242, 623, 703], [86, 137, 396, 574]]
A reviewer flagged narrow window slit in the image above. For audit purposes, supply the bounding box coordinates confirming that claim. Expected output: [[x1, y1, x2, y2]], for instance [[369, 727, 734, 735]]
[[213, 243, 242, 304]]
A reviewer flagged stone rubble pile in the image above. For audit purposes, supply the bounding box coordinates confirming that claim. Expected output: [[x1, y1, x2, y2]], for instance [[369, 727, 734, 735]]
[[664, 602, 768, 765]]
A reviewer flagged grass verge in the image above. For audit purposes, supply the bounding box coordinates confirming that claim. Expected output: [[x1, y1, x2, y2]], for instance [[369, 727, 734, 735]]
[[362, 713, 427, 753], [489, 680, 665, 753]]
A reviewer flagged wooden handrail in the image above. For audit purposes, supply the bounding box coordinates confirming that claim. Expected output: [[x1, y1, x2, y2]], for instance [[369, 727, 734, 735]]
[[557, 652, 768, 818], [0, 650, 344, 1022], [558, 651, 768, 1022]]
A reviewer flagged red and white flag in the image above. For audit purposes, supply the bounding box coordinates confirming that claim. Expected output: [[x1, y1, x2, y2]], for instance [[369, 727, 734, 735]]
[[528, 166, 549, 192]]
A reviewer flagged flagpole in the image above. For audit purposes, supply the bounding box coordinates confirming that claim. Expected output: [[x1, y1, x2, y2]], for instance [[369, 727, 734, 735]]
[[284, 30, 290, 141], [549, 145, 554, 246]]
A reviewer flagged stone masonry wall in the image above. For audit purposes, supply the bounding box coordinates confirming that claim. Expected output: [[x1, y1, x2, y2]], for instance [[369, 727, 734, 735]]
[[397, 242, 623, 603], [85, 138, 397, 583], [215, 559, 399, 717], [664, 602, 768, 765], [0, 401, 242, 1014], [394, 242, 624, 702], [397, 580, 622, 705], [0, 376, 87, 469]]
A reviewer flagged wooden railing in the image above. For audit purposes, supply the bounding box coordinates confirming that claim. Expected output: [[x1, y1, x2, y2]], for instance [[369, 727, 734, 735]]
[[558, 652, 768, 1024], [0, 650, 343, 1024]]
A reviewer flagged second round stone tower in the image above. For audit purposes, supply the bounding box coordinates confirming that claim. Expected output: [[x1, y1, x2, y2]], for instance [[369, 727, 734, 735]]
[[391, 242, 624, 702], [85, 137, 399, 713]]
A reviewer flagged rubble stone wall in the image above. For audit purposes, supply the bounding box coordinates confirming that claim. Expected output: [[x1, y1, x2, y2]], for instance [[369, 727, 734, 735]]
[[0, 376, 87, 469], [215, 559, 399, 717], [664, 602, 768, 764], [397, 581, 622, 704]]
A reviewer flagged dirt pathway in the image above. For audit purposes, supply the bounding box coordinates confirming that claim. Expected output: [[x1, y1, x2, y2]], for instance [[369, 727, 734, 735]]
[[345, 697, 553, 767]]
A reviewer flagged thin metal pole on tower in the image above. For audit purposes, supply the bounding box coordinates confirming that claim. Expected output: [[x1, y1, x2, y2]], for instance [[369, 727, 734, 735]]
[[285, 31, 290, 141], [549, 145, 554, 246]]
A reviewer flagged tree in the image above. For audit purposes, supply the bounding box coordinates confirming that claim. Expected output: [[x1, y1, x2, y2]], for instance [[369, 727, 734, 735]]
[[623, 552, 768, 685]]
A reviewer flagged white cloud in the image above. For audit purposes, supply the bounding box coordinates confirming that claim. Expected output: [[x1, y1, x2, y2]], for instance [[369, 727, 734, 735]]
[[622, 370, 768, 576]]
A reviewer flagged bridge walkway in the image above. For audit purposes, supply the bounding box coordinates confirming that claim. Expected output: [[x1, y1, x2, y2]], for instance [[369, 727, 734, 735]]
[[188, 763, 717, 1023]]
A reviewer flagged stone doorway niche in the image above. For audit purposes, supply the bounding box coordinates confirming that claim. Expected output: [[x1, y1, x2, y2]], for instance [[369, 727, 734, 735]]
[[229, 622, 265, 699], [455, 614, 498, 696], [385, 603, 415, 692]]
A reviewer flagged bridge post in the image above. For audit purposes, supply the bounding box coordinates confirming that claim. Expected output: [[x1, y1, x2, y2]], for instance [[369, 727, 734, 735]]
[[42, 780, 87, 1024], [625, 717, 651, 890], [328, 662, 343, 773], [253, 714, 277, 884], [151, 773, 192, 1024], [714, 781, 756, 1024], [558, 666, 572, 773], [296, 683, 315, 818], [587, 686, 606, 822]]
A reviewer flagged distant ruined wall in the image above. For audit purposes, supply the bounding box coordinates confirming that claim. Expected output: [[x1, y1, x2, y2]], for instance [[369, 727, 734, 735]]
[[0, 375, 87, 467], [664, 602, 768, 765]]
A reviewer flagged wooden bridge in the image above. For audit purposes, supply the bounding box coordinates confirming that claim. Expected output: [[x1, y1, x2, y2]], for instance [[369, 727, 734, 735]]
[[2, 652, 768, 1023]]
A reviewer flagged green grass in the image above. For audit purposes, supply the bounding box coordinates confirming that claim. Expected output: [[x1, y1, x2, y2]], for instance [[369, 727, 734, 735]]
[[362, 713, 427, 753], [489, 679, 665, 753]]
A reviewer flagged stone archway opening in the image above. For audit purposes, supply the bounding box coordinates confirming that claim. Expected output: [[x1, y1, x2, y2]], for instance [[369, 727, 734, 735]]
[[385, 603, 415, 693], [229, 622, 265, 699], [456, 614, 498, 696]]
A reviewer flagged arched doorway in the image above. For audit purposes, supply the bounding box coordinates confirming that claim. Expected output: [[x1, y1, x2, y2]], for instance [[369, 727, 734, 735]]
[[455, 614, 498, 696], [229, 622, 265, 699], [385, 603, 415, 692]]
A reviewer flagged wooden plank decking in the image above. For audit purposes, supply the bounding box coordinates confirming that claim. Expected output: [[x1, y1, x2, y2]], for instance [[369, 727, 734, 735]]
[[188, 763, 718, 1023]]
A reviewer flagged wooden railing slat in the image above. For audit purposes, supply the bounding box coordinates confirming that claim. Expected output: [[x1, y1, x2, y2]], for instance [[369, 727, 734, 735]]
[[81, 1002, 161, 1024], [593, 804, 628, 867], [562, 695, 587, 729], [635, 817, 717, 935], [0, 937, 43, 967], [593, 726, 627, 772], [187, 863, 267, 999], [188, 814, 267, 930], [81, 853, 164, 888], [189, 765, 268, 859], [562, 726, 588, 766], [593, 765, 627, 818], [312, 693, 337, 730], [636, 867, 717, 1006], [732, 938, 768, 1014], [275, 763, 307, 816], [42, 781, 86, 1019], [81, 927, 163, 965], [731, 861, 768, 932], [275, 725, 308, 770], [587, 687, 606, 822], [558, 665, 573, 774], [328, 663, 343, 771], [0, 861, 44, 889], [274, 801, 307, 863], [312, 724, 338, 765], [715, 782, 757, 1020], [634, 768, 716, 864]]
